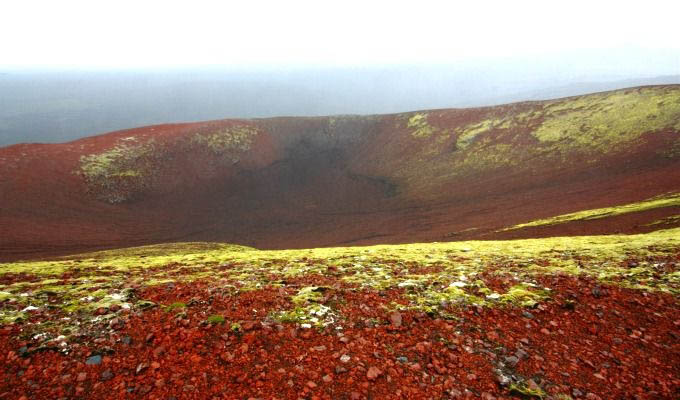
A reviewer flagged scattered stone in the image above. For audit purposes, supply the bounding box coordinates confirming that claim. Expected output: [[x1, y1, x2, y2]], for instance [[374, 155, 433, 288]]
[[522, 311, 534, 319], [139, 385, 152, 395], [494, 369, 511, 386], [389, 311, 402, 327], [591, 286, 602, 298], [335, 366, 348, 374], [515, 349, 529, 360], [101, 370, 114, 381], [504, 355, 519, 367], [136, 363, 148, 374], [85, 355, 102, 365], [572, 388, 584, 397], [242, 321, 258, 331], [340, 354, 350, 363], [396, 356, 408, 363], [109, 318, 123, 330], [77, 372, 87, 382], [366, 366, 382, 380], [121, 336, 132, 345], [306, 381, 317, 389], [153, 346, 166, 358], [322, 374, 332, 383]]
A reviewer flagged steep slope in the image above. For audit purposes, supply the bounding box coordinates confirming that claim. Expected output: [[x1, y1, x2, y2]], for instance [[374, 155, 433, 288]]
[[1, 85, 680, 260]]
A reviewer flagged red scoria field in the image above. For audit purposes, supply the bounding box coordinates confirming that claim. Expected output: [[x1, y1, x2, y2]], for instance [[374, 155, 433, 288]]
[[1, 86, 680, 399], [0, 234, 678, 399]]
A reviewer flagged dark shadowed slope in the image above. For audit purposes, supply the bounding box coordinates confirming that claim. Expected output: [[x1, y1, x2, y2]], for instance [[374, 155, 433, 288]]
[[1, 85, 680, 260]]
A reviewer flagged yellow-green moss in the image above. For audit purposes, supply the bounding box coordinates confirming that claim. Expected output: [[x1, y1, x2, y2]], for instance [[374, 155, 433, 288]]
[[495, 284, 548, 308], [455, 119, 502, 150], [2, 228, 679, 328], [533, 87, 680, 152], [206, 314, 225, 324], [644, 214, 680, 227], [509, 382, 547, 398], [77, 138, 156, 203], [407, 113, 438, 138], [504, 192, 680, 231], [291, 286, 325, 305], [192, 124, 259, 160], [387, 87, 680, 199]]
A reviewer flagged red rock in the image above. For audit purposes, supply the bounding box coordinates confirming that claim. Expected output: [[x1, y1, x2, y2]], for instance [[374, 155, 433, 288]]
[[306, 381, 317, 388], [389, 311, 402, 327], [108, 318, 123, 329], [367, 366, 382, 380], [77, 372, 87, 382], [242, 321, 258, 331], [153, 346, 166, 357]]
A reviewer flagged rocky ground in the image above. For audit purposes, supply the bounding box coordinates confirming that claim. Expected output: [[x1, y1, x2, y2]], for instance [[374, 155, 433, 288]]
[[1, 230, 679, 399]]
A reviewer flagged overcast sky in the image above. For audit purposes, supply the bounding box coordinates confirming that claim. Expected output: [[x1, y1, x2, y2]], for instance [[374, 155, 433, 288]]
[[1, 0, 679, 71]]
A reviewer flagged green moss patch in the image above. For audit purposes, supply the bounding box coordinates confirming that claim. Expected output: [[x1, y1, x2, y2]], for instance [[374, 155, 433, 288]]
[[503, 192, 680, 231], [191, 124, 259, 161], [206, 314, 225, 324], [533, 87, 680, 152], [77, 137, 157, 203], [407, 113, 438, 138]]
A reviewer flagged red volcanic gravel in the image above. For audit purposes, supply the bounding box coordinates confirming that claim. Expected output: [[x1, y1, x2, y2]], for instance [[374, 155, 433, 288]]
[[1, 276, 679, 399]]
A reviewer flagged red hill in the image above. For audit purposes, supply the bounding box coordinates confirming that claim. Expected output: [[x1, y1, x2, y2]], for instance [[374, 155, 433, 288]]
[[2, 85, 680, 260]]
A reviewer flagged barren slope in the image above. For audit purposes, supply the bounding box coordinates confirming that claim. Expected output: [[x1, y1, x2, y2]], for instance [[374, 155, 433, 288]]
[[2, 85, 680, 260]]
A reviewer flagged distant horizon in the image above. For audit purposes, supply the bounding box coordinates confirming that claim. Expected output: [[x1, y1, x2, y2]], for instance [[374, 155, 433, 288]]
[[1, 69, 679, 147]]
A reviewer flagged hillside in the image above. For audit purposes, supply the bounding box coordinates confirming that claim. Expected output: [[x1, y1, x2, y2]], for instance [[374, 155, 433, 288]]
[[2, 85, 680, 260], [0, 230, 678, 399]]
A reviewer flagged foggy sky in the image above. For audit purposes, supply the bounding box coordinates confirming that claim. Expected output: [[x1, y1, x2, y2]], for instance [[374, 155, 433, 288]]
[[0, 1, 678, 145]]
